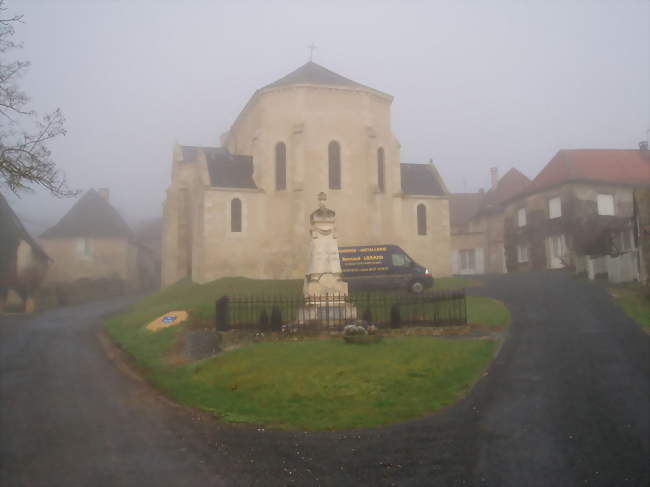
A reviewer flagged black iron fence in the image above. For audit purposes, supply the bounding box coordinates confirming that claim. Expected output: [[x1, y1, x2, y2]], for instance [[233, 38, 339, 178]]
[[215, 290, 466, 332]]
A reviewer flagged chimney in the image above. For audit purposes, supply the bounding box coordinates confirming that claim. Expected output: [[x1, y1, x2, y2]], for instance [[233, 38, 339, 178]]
[[490, 167, 498, 190], [98, 188, 110, 201], [640, 140, 649, 160]]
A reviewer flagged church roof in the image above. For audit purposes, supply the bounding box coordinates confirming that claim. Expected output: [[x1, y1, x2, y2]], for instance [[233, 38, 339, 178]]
[[178, 145, 257, 189], [41, 189, 133, 239], [261, 61, 384, 95], [400, 163, 447, 196], [206, 151, 257, 189]]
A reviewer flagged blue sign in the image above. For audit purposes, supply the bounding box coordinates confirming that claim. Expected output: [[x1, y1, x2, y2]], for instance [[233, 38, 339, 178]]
[[162, 315, 177, 324]]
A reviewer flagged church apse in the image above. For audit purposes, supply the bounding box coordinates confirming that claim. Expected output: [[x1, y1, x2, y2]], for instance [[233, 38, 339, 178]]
[[161, 61, 452, 287]]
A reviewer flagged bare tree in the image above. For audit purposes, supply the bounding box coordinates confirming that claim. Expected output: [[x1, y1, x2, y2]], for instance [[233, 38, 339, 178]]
[[0, 0, 77, 197]]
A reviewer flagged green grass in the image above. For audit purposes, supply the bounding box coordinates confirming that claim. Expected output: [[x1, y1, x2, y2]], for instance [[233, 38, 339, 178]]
[[105, 275, 507, 430], [434, 276, 482, 290], [106, 327, 495, 430], [467, 296, 511, 327], [610, 283, 650, 331]]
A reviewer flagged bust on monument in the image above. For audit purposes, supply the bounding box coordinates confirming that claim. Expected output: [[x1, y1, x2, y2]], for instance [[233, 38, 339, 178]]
[[303, 192, 348, 297]]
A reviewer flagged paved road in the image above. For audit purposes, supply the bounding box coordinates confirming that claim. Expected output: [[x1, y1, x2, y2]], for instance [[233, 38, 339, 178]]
[[0, 272, 648, 486]]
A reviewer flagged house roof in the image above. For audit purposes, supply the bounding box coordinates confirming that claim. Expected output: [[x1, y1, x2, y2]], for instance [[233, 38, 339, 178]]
[[448, 168, 530, 225], [262, 61, 379, 93], [528, 149, 650, 193], [400, 163, 447, 196], [479, 168, 531, 211], [40, 189, 133, 239], [0, 191, 49, 259], [448, 193, 486, 226]]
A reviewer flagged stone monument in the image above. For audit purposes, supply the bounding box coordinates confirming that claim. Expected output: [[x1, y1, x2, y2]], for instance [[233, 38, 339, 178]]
[[299, 192, 356, 323]]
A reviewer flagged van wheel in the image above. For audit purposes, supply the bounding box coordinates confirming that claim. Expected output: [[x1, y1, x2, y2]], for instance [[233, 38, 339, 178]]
[[409, 281, 425, 294]]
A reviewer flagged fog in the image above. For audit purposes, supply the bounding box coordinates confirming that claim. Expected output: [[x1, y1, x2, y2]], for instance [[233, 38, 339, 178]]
[[5, 0, 649, 235]]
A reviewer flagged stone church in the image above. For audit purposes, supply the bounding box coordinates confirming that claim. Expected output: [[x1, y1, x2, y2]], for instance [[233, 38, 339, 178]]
[[162, 62, 451, 287]]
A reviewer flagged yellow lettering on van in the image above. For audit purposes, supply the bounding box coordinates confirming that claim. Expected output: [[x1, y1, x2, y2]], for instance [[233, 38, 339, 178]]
[[363, 255, 384, 261]]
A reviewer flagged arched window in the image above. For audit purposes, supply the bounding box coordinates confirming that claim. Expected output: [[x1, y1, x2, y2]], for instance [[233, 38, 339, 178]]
[[275, 142, 286, 190], [328, 141, 341, 190], [231, 198, 242, 232], [377, 147, 385, 192], [417, 204, 427, 235]]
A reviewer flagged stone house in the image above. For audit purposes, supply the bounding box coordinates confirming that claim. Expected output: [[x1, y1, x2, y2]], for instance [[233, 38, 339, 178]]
[[449, 168, 530, 275], [0, 191, 50, 312], [40, 188, 140, 293], [503, 146, 650, 282], [162, 61, 452, 287]]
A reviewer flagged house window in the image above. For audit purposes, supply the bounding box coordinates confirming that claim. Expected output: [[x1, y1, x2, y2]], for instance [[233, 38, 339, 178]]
[[550, 234, 565, 258], [377, 147, 385, 192], [275, 142, 286, 190], [597, 194, 614, 216], [328, 141, 341, 189], [517, 244, 529, 263], [417, 204, 427, 235], [77, 238, 92, 258], [617, 230, 633, 252], [231, 198, 242, 232], [548, 197, 562, 219], [517, 208, 527, 227], [460, 249, 476, 271]]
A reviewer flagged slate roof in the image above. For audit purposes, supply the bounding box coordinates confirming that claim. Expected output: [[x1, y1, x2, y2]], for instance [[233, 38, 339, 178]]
[[400, 163, 446, 196], [262, 61, 372, 91], [206, 151, 257, 189], [40, 189, 133, 239], [528, 149, 650, 193], [180, 145, 223, 163], [0, 191, 49, 259], [178, 146, 257, 189], [448, 193, 486, 226]]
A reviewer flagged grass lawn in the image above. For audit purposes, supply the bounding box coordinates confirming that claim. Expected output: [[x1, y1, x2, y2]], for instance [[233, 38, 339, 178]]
[[467, 296, 511, 327], [610, 283, 650, 331], [105, 275, 507, 430]]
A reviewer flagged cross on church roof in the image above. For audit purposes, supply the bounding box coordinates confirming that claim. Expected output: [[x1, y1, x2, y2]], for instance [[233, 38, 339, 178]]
[[308, 43, 317, 61]]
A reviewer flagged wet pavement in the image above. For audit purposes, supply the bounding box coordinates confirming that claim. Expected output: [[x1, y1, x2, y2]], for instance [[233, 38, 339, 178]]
[[1, 271, 648, 486]]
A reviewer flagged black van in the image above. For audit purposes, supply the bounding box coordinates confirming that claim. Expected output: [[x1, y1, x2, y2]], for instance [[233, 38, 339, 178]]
[[338, 244, 434, 293]]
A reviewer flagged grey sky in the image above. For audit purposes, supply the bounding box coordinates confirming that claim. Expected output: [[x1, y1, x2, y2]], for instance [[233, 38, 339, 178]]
[[5, 0, 649, 234]]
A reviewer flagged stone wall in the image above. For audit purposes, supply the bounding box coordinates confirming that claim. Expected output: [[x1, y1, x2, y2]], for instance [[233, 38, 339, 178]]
[[41, 237, 138, 290]]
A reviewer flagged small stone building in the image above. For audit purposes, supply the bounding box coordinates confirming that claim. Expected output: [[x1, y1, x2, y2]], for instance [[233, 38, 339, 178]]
[[162, 61, 452, 287], [503, 146, 650, 282], [40, 188, 140, 293], [449, 168, 530, 275], [0, 191, 50, 312]]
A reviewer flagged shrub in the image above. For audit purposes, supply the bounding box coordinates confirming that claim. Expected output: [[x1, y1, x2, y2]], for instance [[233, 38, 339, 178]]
[[259, 309, 269, 330], [390, 304, 401, 329], [270, 305, 282, 331]]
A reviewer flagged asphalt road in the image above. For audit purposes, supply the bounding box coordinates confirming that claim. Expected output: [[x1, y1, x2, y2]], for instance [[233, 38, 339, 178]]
[[0, 271, 648, 487]]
